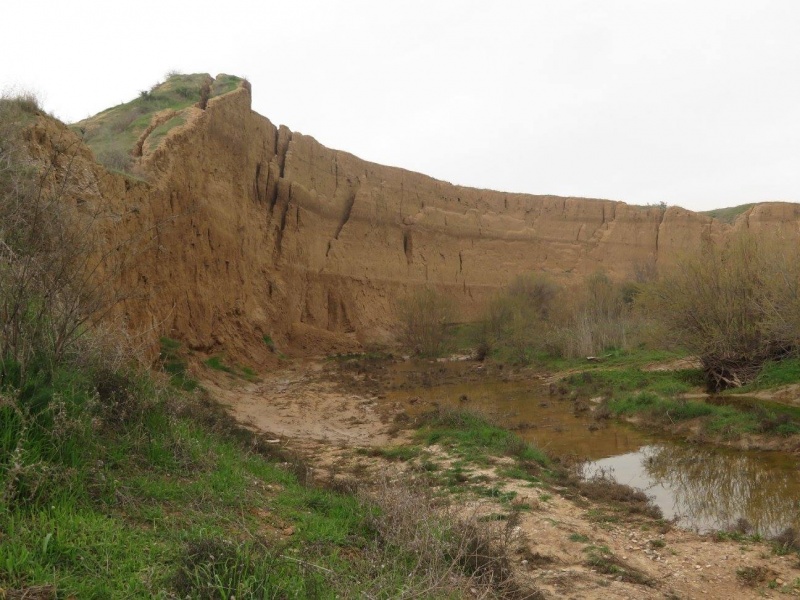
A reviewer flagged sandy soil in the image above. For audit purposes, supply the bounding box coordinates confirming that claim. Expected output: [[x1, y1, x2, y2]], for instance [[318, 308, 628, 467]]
[[206, 360, 406, 451], [206, 358, 800, 599]]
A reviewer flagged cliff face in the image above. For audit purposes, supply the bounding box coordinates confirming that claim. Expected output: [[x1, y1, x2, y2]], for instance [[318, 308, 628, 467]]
[[23, 81, 800, 362]]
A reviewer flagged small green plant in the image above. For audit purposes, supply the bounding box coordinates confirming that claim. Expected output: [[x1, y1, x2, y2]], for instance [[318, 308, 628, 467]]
[[583, 545, 652, 585], [159, 337, 198, 391], [173, 538, 321, 598], [736, 565, 775, 587], [569, 533, 590, 543], [607, 390, 800, 439], [204, 355, 236, 374], [419, 408, 548, 467], [364, 446, 421, 462], [240, 366, 259, 381]]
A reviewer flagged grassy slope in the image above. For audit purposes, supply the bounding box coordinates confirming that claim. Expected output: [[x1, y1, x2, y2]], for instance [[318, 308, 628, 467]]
[[1, 340, 544, 598], [72, 73, 242, 173], [0, 363, 374, 597], [701, 203, 755, 223]]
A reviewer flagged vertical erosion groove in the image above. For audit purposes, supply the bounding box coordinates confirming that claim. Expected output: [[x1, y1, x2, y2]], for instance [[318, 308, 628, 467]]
[[334, 190, 356, 240], [254, 163, 262, 203], [403, 230, 413, 265], [274, 186, 292, 258]]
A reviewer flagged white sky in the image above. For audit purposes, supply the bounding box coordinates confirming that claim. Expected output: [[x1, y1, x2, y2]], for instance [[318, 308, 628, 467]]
[[3, 1, 799, 211]]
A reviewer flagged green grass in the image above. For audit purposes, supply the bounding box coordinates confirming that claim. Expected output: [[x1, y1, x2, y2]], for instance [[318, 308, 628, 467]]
[[1, 357, 520, 597], [727, 357, 800, 394], [72, 73, 244, 173], [537, 347, 690, 372], [497, 465, 540, 483], [358, 445, 422, 462], [583, 544, 652, 585], [608, 391, 800, 438], [144, 114, 186, 151], [473, 485, 517, 503], [262, 334, 275, 350], [204, 355, 236, 374], [240, 366, 259, 381], [159, 336, 198, 391], [203, 355, 260, 382], [564, 367, 704, 398], [418, 408, 548, 466], [702, 203, 755, 224]]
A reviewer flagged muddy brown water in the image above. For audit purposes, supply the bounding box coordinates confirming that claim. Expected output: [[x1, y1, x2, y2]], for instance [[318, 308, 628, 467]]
[[390, 370, 800, 537]]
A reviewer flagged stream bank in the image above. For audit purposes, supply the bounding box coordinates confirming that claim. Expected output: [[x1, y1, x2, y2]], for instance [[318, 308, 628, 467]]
[[213, 354, 800, 599]]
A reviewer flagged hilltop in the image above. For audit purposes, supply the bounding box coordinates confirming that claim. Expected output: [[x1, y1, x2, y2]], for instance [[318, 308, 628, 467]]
[[74, 73, 244, 174]]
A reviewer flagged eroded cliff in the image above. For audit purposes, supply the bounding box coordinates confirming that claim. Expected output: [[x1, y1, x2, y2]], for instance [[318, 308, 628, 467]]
[[23, 76, 800, 363]]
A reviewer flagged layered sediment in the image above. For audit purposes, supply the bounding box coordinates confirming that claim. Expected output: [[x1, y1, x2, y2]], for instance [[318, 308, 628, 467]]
[[24, 78, 800, 363]]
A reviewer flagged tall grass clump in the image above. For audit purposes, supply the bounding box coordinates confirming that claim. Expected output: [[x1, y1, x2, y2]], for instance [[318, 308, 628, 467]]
[[638, 234, 800, 390]]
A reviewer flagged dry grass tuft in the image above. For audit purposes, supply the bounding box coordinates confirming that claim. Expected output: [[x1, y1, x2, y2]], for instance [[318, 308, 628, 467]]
[[359, 478, 542, 599]]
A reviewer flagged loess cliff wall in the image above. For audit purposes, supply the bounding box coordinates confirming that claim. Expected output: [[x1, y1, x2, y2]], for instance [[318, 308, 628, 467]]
[[23, 80, 800, 364]]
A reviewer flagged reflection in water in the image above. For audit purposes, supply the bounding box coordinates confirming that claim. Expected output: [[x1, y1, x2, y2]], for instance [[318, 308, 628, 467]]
[[588, 445, 800, 535], [390, 364, 800, 537]]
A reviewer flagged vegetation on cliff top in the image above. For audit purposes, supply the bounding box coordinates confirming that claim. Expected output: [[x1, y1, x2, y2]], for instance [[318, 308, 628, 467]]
[[701, 203, 755, 223], [72, 72, 243, 175]]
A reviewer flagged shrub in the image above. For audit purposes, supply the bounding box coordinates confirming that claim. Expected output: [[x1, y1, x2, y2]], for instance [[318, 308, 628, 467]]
[[480, 274, 557, 363], [96, 147, 132, 172], [397, 287, 454, 356], [0, 93, 143, 381], [549, 271, 633, 358], [0, 91, 41, 115], [478, 271, 637, 362], [639, 234, 800, 390]]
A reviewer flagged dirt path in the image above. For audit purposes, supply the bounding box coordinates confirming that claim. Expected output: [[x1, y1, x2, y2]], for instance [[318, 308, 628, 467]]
[[206, 360, 405, 451], [205, 358, 800, 599]]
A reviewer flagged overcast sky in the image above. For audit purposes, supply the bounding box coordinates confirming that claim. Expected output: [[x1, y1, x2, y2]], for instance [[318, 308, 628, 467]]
[[3, 1, 799, 211]]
